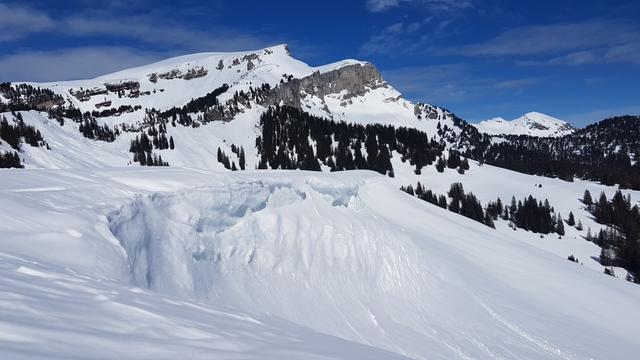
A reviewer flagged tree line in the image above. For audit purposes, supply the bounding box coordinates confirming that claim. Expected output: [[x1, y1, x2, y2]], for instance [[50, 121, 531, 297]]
[[463, 116, 640, 190], [583, 189, 640, 281], [0, 113, 47, 150], [256, 105, 446, 176], [401, 181, 566, 235]]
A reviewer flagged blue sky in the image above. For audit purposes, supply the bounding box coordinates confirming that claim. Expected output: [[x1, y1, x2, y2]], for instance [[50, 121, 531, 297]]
[[0, 0, 638, 125]]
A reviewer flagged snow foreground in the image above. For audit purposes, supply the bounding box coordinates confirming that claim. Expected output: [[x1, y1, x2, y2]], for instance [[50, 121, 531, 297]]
[[1, 168, 640, 359], [0, 252, 408, 360]]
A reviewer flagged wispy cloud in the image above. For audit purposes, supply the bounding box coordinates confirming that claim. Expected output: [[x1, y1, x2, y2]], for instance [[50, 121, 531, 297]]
[[519, 42, 640, 66], [0, 47, 168, 82], [0, 3, 54, 42], [494, 77, 544, 89], [0, 3, 284, 81], [382, 64, 546, 104], [442, 20, 640, 66], [366, 0, 473, 13], [0, 3, 276, 51], [62, 17, 271, 52], [360, 19, 437, 56], [382, 64, 469, 103]]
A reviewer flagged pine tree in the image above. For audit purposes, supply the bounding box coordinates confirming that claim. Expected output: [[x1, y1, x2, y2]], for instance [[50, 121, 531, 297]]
[[446, 150, 461, 169], [582, 190, 593, 205], [169, 136, 175, 150], [239, 147, 246, 170], [438, 195, 447, 209], [484, 211, 495, 228], [509, 196, 517, 220], [460, 158, 470, 170], [604, 267, 616, 277], [576, 220, 583, 231], [567, 211, 576, 226], [448, 199, 460, 213], [556, 213, 565, 235], [435, 157, 446, 173]]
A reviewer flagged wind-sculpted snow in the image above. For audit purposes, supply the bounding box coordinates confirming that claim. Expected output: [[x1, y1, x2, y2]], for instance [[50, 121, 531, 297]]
[[2, 168, 640, 359], [108, 177, 437, 355], [105, 170, 640, 359]]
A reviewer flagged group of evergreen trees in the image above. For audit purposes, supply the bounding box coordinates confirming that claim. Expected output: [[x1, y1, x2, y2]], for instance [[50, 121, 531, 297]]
[[128, 129, 173, 166], [0, 113, 47, 150], [401, 182, 494, 228], [160, 84, 230, 123], [256, 105, 444, 176], [510, 195, 565, 235], [0, 150, 22, 168], [215, 146, 241, 171], [91, 105, 141, 118], [465, 116, 640, 190], [401, 182, 567, 234], [79, 118, 120, 142], [433, 150, 470, 174], [157, 83, 270, 126], [401, 182, 448, 209], [0, 82, 64, 112], [583, 189, 640, 280], [230, 144, 246, 170]]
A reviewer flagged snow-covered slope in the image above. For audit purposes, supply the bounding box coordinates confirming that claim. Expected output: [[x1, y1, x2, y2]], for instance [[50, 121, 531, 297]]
[[1, 167, 639, 359], [0, 251, 408, 360], [474, 112, 575, 137], [0, 44, 462, 170], [30, 45, 364, 113]]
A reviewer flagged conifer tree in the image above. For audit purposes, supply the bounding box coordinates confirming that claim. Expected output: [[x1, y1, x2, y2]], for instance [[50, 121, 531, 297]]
[[556, 213, 565, 235], [435, 157, 446, 173], [582, 190, 593, 205]]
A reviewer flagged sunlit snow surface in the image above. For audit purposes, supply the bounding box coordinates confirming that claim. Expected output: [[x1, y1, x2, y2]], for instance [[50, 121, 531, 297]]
[[1, 168, 639, 359]]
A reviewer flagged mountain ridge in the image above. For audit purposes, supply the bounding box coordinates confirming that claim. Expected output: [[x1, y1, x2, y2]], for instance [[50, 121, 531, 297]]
[[474, 111, 575, 137]]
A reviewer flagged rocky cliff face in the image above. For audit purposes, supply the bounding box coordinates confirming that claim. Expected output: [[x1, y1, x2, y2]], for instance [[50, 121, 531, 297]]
[[263, 63, 386, 109]]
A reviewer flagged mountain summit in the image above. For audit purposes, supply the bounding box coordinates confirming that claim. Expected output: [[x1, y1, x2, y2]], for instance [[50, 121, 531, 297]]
[[474, 112, 575, 137]]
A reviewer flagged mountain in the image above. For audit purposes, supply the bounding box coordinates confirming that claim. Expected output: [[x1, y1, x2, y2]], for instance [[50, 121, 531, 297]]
[[1, 45, 640, 359], [474, 112, 575, 137]]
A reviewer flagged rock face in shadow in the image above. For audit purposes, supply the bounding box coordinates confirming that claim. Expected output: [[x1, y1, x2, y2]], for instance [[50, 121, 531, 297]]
[[263, 63, 386, 109]]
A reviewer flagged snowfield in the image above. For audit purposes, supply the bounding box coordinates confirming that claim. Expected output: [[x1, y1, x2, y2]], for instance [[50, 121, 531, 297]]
[[1, 167, 639, 359]]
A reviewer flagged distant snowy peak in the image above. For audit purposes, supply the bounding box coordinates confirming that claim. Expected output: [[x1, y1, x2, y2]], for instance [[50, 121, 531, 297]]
[[474, 112, 575, 137]]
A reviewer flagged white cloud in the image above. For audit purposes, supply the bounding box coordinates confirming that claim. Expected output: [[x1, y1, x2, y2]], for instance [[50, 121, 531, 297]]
[[518, 42, 640, 66], [382, 64, 478, 103], [446, 20, 640, 57], [494, 77, 543, 89], [382, 64, 546, 104], [62, 17, 271, 52], [0, 3, 54, 42], [0, 47, 168, 82], [0, 3, 275, 52], [366, 0, 472, 12], [359, 17, 454, 56]]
